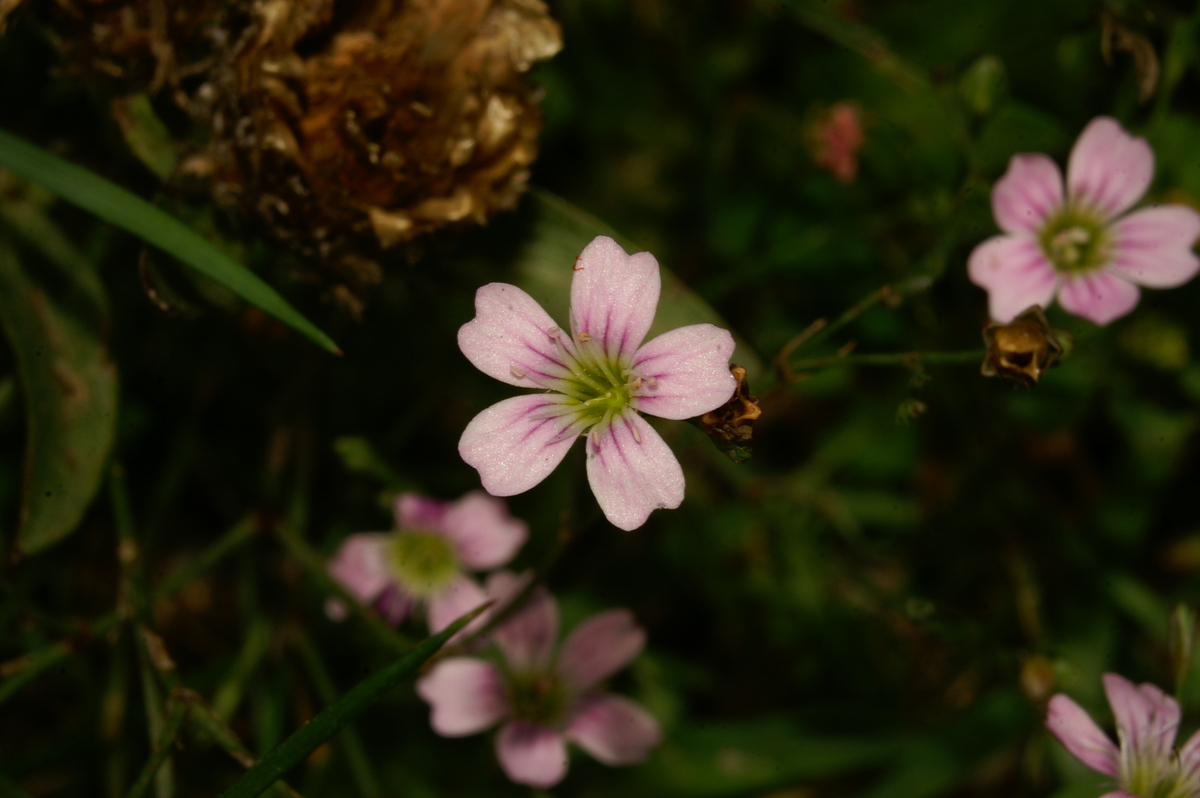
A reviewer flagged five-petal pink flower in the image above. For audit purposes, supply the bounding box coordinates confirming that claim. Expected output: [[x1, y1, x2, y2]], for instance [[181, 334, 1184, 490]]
[[416, 573, 662, 788], [1047, 672, 1200, 798], [969, 116, 1200, 326], [326, 491, 526, 633], [457, 235, 737, 530]]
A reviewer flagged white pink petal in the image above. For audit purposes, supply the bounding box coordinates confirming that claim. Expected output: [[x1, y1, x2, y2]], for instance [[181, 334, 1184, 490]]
[[326, 533, 393, 607], [425, 574, 490, 636], [558, 609, 647, 693], [967, 235, 1059, 323], [1045, 693, 1120, 778], [493, 584, 559, 673], [585, 413, 685, 532], [459, 394, 582, 497], [495, 722, 570, 788], [1056, 271, 1140, 326], [632, 324, 737, 421], [458, 283, 574, 390], [439, 491, 528, 570], [569, 236, 661, 362], [1108, 205, 1200, 288], [416, 657, 508, 736], [1067, 117, 1154, 220], [992, 154, 1063, 235], [565, 694, 662, 765]]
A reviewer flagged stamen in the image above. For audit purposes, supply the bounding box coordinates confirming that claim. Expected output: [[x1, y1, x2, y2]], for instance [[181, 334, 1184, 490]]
[[628, 417, 642, 443], [509, 365, 526, 379], [577, 331, 593, 342], [646, 375, 658, 388], [547, 326, 560, 338], [630, 377, 643, 392]]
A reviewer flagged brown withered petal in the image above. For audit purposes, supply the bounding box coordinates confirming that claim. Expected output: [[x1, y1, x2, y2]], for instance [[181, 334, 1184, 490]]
[[698, 365, 761, 463], [981, 306, 1064, 387]]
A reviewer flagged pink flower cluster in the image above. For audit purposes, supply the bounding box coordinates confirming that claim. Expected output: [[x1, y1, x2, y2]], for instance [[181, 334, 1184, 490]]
[[969, 117, 1200, 326], [457, 235, 737, 531], [417, 573, 661, 787]]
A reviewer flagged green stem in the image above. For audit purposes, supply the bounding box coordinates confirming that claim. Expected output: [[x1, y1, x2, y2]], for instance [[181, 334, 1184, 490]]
[[124, 698, 187, 798], [275, 524, 413, 654], [789, 349, 985, 372], [218, 606, 488, 798], [186, 697, 304, 798], [0, 516, 256, 707]]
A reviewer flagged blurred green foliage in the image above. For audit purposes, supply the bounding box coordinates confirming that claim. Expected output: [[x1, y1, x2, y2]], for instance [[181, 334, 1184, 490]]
[[2, 0, 1200, 797]]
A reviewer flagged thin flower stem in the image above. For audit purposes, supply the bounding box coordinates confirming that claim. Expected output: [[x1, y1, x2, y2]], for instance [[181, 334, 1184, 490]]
[[788, 349, 986, 372], [274, 523, 414, 654], [124, 697, 187, 798], [186, 697, 305, 798], [0, 516, 257, 707]]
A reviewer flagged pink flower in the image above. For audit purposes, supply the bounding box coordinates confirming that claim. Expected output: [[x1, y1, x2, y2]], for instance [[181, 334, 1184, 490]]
[[457, 235, 737, 531], [1046, 672, 1200, 798], [968, 116, 1200, 326], [416, 574, 661, 788], [812, 101, 864, 184], [325, 492, 526, 632]]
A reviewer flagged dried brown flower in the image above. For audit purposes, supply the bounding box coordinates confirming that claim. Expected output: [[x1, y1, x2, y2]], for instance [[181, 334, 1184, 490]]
[[37, 0, 563, 306], [698, 364, 760, 463], [981, 306, 1065, 387]]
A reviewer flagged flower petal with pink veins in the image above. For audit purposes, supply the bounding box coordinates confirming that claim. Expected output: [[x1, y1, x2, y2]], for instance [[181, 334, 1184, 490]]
[[458, 283, 574, 390], [459, 395, 581, 497], [394, 493, 447, 530], [966, 235, 1059, 323], [586, 413, 684, 531], [439, 491, 528, 570], [1109, 205, 1200, 288], [493, 584, 559, 673], [569, 236, 661, 362], [1067, 117, 1154, 220], [496, 722, 569, 788], [326, 533, 393, 606], [1177, 726, 1200, 786], [416, 657, 508, 737], [1057, 272, 1140, 325], [992, 154, 1064, 235], [1103, 673, 1181, 762], [631, 324, 737, 421], [558, 609, 646, 693], [1045, 694, 1120, 777], [566, 694, 662, 765], [426, 575, 490, 636]]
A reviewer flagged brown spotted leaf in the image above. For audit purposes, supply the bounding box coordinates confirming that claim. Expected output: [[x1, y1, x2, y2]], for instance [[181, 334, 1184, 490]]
[[0, 243, 118, 553]]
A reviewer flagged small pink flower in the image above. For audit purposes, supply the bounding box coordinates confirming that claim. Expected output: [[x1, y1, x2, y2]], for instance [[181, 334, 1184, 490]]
[[1046, 672, 1200, 798], [416, 573, 662, 788], [457, 235, 737, 531], [969, 116, 1200, 325], [812, 101, 864, 184], [325, 492, 527, 632]]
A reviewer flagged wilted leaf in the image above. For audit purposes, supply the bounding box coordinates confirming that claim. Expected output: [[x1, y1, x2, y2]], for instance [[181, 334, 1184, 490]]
[[0, 242, 118, 553]]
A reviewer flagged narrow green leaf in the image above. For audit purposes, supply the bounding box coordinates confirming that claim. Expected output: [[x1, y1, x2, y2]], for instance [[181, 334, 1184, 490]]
[[0, 243, 118, 553], [518, 190, 764, 379], [0, 128, 340, 354], [218, 605, 487, 798]]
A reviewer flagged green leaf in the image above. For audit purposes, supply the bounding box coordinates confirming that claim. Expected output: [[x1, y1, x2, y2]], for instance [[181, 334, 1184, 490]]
[[517, 190, 763, 378], [217, 606, 486, 798], [0, 242, 118, 553], [0, 128, 339, 354]]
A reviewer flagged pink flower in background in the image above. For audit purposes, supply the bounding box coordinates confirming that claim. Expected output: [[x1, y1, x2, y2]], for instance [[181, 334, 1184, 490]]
[[1046, 672, 1200, 798], [969, 116, 1200, 326], [326, 492, 526, 632], [417, 574, 661, 788], [812, 101, 864, 184], [457, 235, 737, 531]]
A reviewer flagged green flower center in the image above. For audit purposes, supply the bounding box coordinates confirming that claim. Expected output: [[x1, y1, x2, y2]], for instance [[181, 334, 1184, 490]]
[[505, 670, 569, 725], [387, 532, 459, 597], [1038, 205, 1110, 273], [546, 328, 648, 431]]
